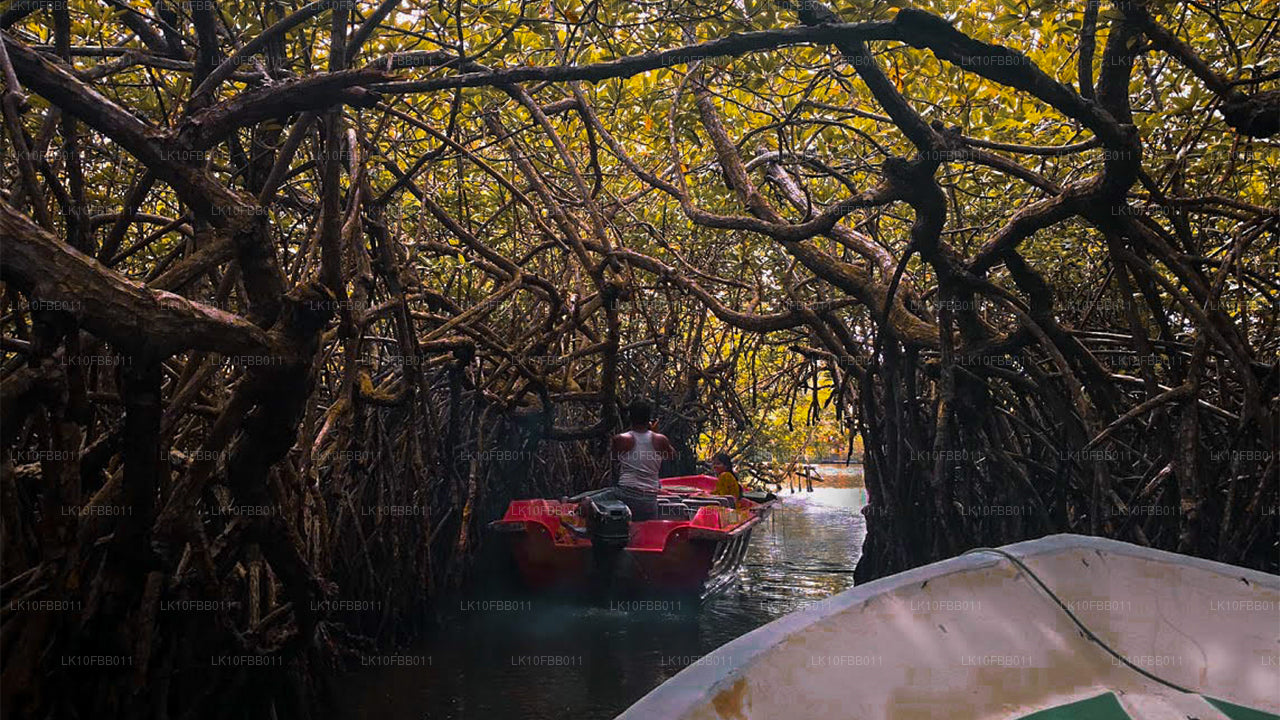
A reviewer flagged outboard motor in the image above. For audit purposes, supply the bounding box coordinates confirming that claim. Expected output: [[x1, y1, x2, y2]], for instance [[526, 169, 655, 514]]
[[580, 495, 631, 596], [582, 495, 631, 550]]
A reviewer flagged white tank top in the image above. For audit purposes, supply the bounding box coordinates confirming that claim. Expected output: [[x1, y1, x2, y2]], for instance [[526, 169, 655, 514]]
[[618, 430, 662, 493]]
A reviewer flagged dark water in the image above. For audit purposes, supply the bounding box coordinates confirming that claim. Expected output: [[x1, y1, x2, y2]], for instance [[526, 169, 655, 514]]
[[337, 486, 867, 720]]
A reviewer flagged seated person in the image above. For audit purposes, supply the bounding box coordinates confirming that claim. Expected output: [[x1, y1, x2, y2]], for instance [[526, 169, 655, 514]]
[[609, 400, 675, 521], [711, 453, 743, 500]]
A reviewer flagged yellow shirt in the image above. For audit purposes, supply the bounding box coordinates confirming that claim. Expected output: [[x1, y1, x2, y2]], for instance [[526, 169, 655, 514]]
[[713, 471, 742, 498]]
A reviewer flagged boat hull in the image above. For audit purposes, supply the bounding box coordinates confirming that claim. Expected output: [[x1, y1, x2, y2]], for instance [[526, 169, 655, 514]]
[[499, 519, 757, 595], [618, 534, 1280, 719]]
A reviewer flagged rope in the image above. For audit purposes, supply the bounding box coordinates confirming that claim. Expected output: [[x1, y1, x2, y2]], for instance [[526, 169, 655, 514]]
[[961, 547, 1196, 696]]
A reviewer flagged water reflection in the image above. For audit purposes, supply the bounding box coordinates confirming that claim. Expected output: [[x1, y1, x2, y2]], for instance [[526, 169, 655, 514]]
[[338, 486, 866, 720]]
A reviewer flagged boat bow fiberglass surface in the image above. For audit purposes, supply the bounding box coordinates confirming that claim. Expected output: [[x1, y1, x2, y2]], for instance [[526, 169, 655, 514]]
[[618, 534, 1280, 720]]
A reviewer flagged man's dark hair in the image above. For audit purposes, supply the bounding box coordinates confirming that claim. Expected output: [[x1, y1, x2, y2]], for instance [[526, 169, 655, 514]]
[[626, 399, 652, 426]]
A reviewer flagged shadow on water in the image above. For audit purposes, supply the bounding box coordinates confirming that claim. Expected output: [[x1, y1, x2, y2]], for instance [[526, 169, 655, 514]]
[[336, 486, 867, 720]]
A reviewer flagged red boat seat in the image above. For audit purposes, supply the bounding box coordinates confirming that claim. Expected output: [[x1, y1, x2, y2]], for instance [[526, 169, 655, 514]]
[[690, 506, 723, 529]]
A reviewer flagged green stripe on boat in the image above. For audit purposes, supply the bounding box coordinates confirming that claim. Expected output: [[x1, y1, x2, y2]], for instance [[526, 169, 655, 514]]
[[1205, 696, 1280, 720], [1017, 692, 1131, 719]]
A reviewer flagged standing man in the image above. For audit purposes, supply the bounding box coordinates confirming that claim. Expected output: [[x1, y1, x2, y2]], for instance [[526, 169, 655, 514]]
[[610, 399, 675, 521]]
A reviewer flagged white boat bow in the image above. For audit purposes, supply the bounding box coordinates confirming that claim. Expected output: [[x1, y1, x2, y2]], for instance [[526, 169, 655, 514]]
[[618, 534, 1280, 720]]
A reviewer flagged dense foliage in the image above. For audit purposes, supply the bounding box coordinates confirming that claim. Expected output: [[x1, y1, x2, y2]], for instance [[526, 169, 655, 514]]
[[1, 0, 1275, 716]]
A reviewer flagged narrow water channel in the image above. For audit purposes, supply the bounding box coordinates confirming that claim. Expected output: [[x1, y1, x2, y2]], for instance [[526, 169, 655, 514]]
[[338, 479, 867, 720]]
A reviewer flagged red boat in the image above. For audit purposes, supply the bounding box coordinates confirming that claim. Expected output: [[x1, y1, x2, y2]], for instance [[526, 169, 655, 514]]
[[490, 475, 777, 597]]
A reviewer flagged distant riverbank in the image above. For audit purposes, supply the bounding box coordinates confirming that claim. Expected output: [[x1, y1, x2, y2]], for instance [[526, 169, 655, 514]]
[[806, 463, 864, 488], [756, 462, 864, 491]]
